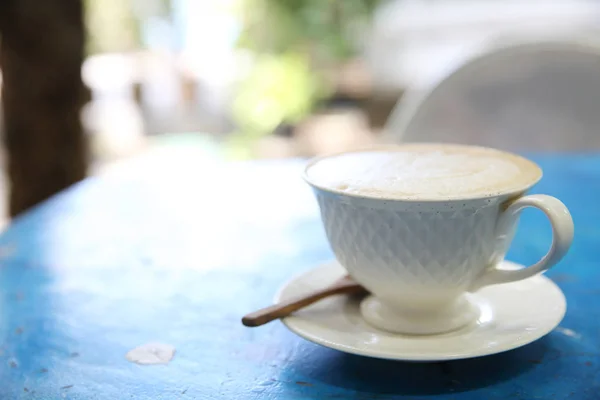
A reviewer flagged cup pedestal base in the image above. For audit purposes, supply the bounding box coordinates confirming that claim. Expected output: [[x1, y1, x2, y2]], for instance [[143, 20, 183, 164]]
[[360, 294, 480, 335]]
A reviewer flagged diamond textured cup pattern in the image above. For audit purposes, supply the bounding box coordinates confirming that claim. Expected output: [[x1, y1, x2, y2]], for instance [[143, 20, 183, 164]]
[[317, 193, 501, 308], [305, 146, 573, 334]]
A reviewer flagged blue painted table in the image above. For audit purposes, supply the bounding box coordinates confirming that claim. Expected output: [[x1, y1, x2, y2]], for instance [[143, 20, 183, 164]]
[[0, 151, 597, 399]]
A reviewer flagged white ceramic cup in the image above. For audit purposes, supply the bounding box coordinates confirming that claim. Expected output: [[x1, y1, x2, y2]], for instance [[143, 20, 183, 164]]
[[304, 146, 574, 335]]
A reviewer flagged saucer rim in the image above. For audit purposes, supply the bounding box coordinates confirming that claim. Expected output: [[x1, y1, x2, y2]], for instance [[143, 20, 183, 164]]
[[275, 260, 566, 361]]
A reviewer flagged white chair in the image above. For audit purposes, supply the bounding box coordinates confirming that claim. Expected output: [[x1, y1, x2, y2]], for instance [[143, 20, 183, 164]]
[[385, 40, 600, 151]]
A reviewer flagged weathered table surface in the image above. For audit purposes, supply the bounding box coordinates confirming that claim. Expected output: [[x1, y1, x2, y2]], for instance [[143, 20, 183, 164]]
[[0, 149, 597, 399]]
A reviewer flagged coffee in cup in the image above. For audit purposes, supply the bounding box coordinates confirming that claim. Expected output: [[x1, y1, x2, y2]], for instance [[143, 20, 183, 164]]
[[304, 144, 574, 334]]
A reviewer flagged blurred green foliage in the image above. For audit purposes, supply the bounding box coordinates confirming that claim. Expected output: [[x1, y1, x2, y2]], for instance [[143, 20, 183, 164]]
[[237, 0, 381, 61], [84, 0, 141, 55], [231, 0, 381, 157], [84, 0, 175, 55], [232, 53, 324, 139]]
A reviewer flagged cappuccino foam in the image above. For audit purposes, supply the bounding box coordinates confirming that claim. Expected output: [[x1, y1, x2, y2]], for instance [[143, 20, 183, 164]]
[[306, 144, 541, 200]]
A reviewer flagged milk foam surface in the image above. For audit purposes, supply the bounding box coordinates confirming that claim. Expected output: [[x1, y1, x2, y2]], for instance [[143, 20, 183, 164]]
[[306, 144, 541, 200]]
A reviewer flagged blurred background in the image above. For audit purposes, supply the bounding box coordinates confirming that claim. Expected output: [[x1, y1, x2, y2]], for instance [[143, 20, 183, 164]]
[[69, 0, 600, 161], [2, 0, 600, 222]]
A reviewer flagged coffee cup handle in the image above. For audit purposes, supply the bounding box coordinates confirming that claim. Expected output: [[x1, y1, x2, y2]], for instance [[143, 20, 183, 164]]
[[470, 194, 574, 291]]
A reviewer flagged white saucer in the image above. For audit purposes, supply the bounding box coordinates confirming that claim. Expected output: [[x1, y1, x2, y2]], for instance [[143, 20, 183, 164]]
[[276, 260, 566, 361]]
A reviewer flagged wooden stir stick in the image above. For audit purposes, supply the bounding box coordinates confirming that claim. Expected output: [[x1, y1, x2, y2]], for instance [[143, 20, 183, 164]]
[[242, 275, 366, 327]]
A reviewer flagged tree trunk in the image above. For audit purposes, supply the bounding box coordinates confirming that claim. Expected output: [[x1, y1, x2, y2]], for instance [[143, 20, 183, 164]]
[[0, 0, 88, 217]]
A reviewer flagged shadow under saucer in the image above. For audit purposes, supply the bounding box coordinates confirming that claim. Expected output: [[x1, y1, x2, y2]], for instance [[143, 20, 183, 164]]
[[280, 334, 553, 396]]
